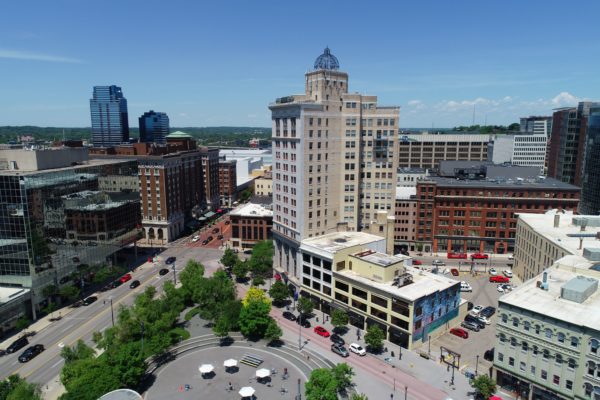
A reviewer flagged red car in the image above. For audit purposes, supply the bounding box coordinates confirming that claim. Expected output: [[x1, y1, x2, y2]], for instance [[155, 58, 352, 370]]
[[450, 328, 469, 339], [119, 273, 132, 283], [314, 326, 330, 338], [448, 252, 467, 259], [471, 253, 489, 260], [412, 260, 422, 265], [450, 268, 459, 276], [489, 275, 510, 283]]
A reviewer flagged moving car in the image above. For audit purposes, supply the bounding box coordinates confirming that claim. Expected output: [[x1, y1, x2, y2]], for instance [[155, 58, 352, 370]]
[[447, 252, 467, 259], [461, 321, 480, 332], [129, 280, 141, 289], [412, 259, 422, 265], [460, 282, 472, 292], [331, 344, 349, 357], [18, 344, 44, 363], [110, 280, 123, 289], [449, 328, 469, 339], [207, 236, 213, 242], [432, 260, 445, 266], [225, 220, 231, 225], [488, 268, 497, 276], [467, 302, 474, 311], [503, 270, 513, 278], [296, 316, 311, 328], [451, 268, 459, 276], [314, 326, 330, 337], [349, 343, 366, 356], [119, 273, 132, 283], [508, 254, 514, 260], [159, 268, 169, 276], [330, 334, 345, 345], [192, 235, 200, 243], [464, 315, 486, 329], [6, 337, 28, 354], [471, 253, 489, 260], [282, 311, 296, 321], [82, 296, 98, 306], [480, 306, 496, 318], [165, 257, 176, 265], [490, 275, 510, 283]]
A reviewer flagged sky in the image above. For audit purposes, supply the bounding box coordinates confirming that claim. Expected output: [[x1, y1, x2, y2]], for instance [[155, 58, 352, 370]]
[[1, 0, 599, 128]]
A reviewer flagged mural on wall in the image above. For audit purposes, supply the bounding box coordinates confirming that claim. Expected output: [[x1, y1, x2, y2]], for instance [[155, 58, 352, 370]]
[[412, 283, 460, 342]]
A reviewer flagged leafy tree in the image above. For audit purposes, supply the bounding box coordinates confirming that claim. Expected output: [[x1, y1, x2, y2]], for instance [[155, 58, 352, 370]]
[[15, 317, 31, 331], [219, 299, 243, 332], [195, 270, 236, 321], [59, 285, 80, 302], [251, 275, 265, 286], [508, 122, 520, 131], [264, 319, 283, 342], [330, 309, 349, 330], [232, 260, 249, 281], [238, 299, 272, 339], [296, 297, 314, 318], [60, 358, 122, 400], [220, 248, 239, 269], [213, 316, 230, 339], [332, 363, 354, 391], [239, 188, 252, 202], [60, 340, 95, 364], [364, 325, 385, 353], [248, 240, 273, 279], [179, 259, 205, 303], [350, 393, 369, 400], [472, 375, 496, 398], [268, 280, 289, 305], [42, 284, 58, 304], [305, 368, 338, 400], [0, 375, 41, 400], [242, 286, 271, 308]]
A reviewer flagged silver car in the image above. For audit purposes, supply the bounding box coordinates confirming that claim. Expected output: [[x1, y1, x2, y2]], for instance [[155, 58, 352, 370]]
[[331, 344, 349, 357]]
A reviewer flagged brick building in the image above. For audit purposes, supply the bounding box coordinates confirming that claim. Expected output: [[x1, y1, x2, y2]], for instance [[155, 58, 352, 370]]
[[229, 203, 273, 250], [201, 147, 220, 210], [415, 162, 580, 254], [218, 159, 237, 207], [394, 187, 417, 253]]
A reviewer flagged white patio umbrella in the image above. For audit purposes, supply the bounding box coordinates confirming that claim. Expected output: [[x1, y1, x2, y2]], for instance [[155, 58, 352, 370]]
[[239, 386, 255, 398], [255, 368, 270, 378], [224, 359, 238, 368], [199, 364, 214, 374]]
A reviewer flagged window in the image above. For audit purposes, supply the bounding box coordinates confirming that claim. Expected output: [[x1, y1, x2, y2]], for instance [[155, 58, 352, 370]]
[[524, 321, 530, 331], [568, 358, 576, 369], [501, 314, 508, 323], [566, 380, 573, 390], [545, 328, 552, 339], [513, 317, 519, 327], [542, 349, 550, 360], [497, 353, 504, 362], [557, 332, 565, 343], [552, 375, 560, 385], [508, 357, 515, 366], [519, 362, 526, 372], [541, 370, 547, 380], [571, 336, 579, 347], [591, 339, 599, 354], [530, 366, 536, 375]]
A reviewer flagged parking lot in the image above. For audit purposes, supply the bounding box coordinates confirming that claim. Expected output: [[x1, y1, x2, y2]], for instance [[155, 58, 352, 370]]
[[430, 264, 521, 377]]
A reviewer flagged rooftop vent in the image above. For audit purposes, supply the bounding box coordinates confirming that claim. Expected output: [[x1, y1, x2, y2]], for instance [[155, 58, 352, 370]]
[[560, 276, 598, 303], [334, 238, 347, 243], [583, 247, 600, 262]]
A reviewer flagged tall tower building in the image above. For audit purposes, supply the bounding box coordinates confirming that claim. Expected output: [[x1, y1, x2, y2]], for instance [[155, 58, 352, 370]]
[[90, 85, 130, 147], [269, 47, 399, 279], [139, 110, 169, 144], [580, 105, 600, 215], [519, 116, 552, 136]]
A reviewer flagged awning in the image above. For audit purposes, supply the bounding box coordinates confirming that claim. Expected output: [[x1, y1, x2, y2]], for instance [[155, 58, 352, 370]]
[[204, 211, 216, 218]]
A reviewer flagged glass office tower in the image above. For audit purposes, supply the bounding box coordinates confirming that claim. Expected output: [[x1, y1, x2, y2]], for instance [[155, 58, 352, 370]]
[[90, 85, 130, 147], [580, 107, 600, 215], [139, 110, 169, 144]]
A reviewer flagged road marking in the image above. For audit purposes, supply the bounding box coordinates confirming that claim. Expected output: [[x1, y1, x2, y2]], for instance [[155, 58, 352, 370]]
[[50, 359, 64, 369], [60, 325, 74, 334]]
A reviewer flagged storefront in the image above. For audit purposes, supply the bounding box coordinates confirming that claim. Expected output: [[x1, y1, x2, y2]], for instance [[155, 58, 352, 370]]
[[496, 369, 531, 400]]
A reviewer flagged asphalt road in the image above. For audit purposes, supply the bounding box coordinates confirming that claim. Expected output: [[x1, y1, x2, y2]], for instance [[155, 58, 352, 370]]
[[0, 245, 223, 389]]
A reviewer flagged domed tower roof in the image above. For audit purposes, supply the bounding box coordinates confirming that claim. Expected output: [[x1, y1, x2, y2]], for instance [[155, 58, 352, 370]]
[[314, 47, 340, 71]]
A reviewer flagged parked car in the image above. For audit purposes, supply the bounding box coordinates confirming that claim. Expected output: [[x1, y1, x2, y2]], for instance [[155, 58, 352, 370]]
[[476, 315, 491, 325], [82, 296, 98, 306], [432, 260, 445, 266], [480, 306, 496, 318], [192, 235, 200, 243], [464, 315, 486, 329], [6, 336, 29, 354], [282, 311, 296, 321], [119, 273, 132, 283], [449, 328, 469, 339], [212, 228, 220, 234], [217, 234, 224, 240], [18, 344, 44, 363], [296, 316, 311, 328], [129, 280, 140, 289], [159, 268, 169, 276], [225, 220, 231, 225], [72, 256, 80, 263], [331, 344, 349, 357], [314, 326, 330, 337], [461, 321, 480, 332], [503, 270, 513, 278], [490, 275, 510, 283], [451, 268, 459, 276], [460, 281, 472, 292], [471, 253, 489, 260], [330, 333, 345, 345], [59, 276, 71, 284], [472, 305, 484, 315], [165, 257, 176, 265], [349, 343, 366, 356], [448, 252, 467, 259], [202, 239, 209, 245], [110, 280, 123, 289], [484, 348, 495, 361], [412, 259, 422, 265], [489, 268, 498, 276], [508, 254, 514, 260]]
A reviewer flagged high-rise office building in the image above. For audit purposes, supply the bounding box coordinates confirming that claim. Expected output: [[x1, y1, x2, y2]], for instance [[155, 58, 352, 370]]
[[90, 85, 130, 147], [139, 110, 169, 144], [580, 106, 600, 215], [547, 102, 600, 186], [519, 116, 552, 136], [269, 47, 399, 279]]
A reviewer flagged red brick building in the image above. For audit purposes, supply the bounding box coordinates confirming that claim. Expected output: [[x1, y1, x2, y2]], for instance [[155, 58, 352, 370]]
[[218, 159, 237, 207], [229, 203, 273, 250], [415, 163, 580, 254]]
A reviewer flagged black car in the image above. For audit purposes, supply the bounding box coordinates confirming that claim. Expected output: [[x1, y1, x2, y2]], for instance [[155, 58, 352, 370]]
[[206, 236, 213, 242], [330, 333, 345, 345], [225, 220, 231, 225], [165, 257, 176, 265], [461, 321, 480, 332], [202, 239, 209, 245], [217, 234, 224, 240], [212, 228, 220, 234], [296, 316, 311, 328], [282, 311, 296, 321], [159, 268, 169, 276], [83, 296, 98, 306], [480, 306, 496, 318], [484, 348, 494, 361], [18, 344, 44, 363], [464, 315, 485, 329], [331, 344, 349, 357], [110, 280, 123, 289], [6, 336, 29, 354], [129, 280, 140, 289]]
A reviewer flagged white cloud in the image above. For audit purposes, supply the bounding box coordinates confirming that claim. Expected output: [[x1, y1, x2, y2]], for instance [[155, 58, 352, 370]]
[[550, 91, 580, 107], [0, 49, 82, 63]]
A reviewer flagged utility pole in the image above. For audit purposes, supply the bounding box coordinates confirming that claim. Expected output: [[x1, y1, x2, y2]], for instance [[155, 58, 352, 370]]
[[298, 313, 302, 350], [296, 378, 301, 400], [475, 354, 479, 376], [172, 262, 177, 285], [404, 386, 408, 400], [110, 297, 114, 327]]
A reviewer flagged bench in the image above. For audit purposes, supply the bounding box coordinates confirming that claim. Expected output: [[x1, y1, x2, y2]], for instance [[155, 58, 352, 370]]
[[240, 353, 264, 368]]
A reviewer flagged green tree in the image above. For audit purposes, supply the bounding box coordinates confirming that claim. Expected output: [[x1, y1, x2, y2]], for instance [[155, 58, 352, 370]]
[[15, 317, 31, 331], [508, 122, 520, 131], [364, 325, 384, 353], [305, 368, 338, 400], [213, 316, 229, 340], [59, 285, 80, 302], [330, 309, 349, 331], [195, 270, 236, 321], [219, 299, 243, 332], [179, 259, 205, 303], [472, 375, 496, 398], [350, 393, 369, 400], [42, 284, 58, 304], [251, 275, 265, 286], [264, 319, 283, 343], [238, 299, 272, 339], [60, 340, 95, 364], [296, 297, 314, 319], [332, 363, 354, 391], [248, 240, 273, 279], [268, 280, 289, 305], [220, 248, 239, 269], [232, 260, 249, 282], [239, 188, 252, 202], [0, 375, 42, 400]]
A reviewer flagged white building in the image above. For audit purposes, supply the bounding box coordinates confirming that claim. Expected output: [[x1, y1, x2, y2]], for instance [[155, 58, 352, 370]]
[[396, 168, 429, 187], [491, 133, 548, 172]]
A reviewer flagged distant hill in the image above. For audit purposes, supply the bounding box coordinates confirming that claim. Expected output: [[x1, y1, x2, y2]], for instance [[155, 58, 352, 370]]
[[0, 126, 271, 146]]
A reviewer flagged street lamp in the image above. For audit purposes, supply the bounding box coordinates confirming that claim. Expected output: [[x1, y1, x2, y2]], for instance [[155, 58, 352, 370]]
[[172, 262, 177, 285], [109, 297, 114, 327], [475, 354, 479, 376]]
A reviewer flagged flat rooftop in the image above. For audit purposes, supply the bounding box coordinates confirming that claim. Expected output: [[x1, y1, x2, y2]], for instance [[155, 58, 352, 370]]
[[337, 265, 459, 302], [0, 286, 30, 305], [350, 249, 408, 267], [518, 210, 600, 256], [395, 186, 416, 200], [301, 231, 385, 255], [500, 255, 600, 329], [427, 175, 578, 190], [230, 202, 273, 217], [0, 157, 133, 176]]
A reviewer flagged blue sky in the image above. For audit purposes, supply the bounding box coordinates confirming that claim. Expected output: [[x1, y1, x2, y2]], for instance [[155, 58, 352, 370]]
[[1, 0, 599, 128]]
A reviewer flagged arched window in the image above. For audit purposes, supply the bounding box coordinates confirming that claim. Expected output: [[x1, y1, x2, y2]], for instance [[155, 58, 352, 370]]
[[588, 361, 596, 376], [543, 349, 550, 359], [557, 332, 565, 343], [555, 354, 563, 365], [524, 321, 531, 331], [499, 333, 507, 343], [584, 382, 593, 397], [513, 317, 519, 327], [535, 324, 541, 334], [591, 339, 600, 355], [521, 341, 529, 352], [510, 337, 518, 347], [545, 328, 553, 339], [568, 358, 576, 369], [532, 345, 539, 356], [501, 314, 508, 323], [572, 336, 580, 348]]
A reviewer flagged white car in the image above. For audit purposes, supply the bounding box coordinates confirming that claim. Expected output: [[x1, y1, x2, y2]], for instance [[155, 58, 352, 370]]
[[349, 343, 366, 356], [508, 254, 514, 260], [472, 305, 484, 315], [498, 284, 512, 293], [477, 315, 491, 325], [192, 235, 200, 243], [460, 282, 472, 292], [432, 260, 445, 266], [503, 270, 513, 278], [489, 268, 497, 276]]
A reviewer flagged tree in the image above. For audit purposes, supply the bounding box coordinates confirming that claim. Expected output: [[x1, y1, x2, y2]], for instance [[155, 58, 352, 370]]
[[238, 299, 272, 339], [296, 297, 314, 319], [15, 317, 31, 331], [239, 188, 252, 202], [232, 260, 249, 282], [264, 319, 283, 343], [59, 285, 80, 302], [350, 394, 369, 400], [472, 375, 496, 398], [220, 248, 239, 269], [251, 275, 265, 286], [242, 286, 271, 308], [364, 325, 384, 353], [60, 340, 95, 364], [305, 368, 338, 400], [248, 240, 273, 279], [508, 122, 520, 131], [332, 363, 354, 392], [179, 259, 205, 303], [0, 375, 42, 400], [42, 284, 58, 304], [268, 280, 289, 305], [213, 316, 229, 340], [330, 309, 349, 331]]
